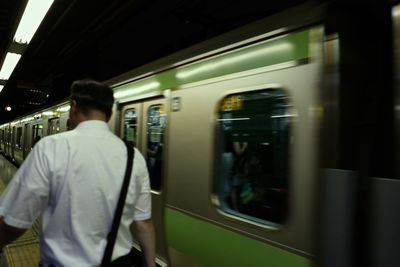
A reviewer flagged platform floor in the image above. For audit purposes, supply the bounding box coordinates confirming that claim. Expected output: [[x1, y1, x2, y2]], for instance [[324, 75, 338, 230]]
[[0, 155, 40, 267]]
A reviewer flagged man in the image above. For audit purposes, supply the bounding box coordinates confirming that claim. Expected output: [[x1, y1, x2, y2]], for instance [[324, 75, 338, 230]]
[[0, 79, 155, 267]]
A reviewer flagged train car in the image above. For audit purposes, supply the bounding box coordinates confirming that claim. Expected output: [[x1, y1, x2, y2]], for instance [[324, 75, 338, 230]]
[[110, 32, 322, 267], [0, 1, 399, 267], [0, 103, 70, 165]]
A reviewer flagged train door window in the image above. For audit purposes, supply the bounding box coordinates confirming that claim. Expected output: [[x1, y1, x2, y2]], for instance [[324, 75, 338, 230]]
[[123, 109, 138, 145], [11, 127, 16, 148], [6, 128, 10, 145], [7, 128, 12, 154], [48, 118, 60, 135], [32, 124, 43, 148], [146, 104, 166, 191], [23, 124, 29, 158], [215, 88, 292, 225], [16, 127, 22, 148]]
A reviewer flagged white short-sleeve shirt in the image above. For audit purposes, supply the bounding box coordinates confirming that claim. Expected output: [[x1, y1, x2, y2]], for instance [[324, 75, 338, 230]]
[[0, 120, 151, 267]]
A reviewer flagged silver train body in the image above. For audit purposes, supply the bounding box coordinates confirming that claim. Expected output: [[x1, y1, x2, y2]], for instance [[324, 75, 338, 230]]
[[1, 3, 400, 267]]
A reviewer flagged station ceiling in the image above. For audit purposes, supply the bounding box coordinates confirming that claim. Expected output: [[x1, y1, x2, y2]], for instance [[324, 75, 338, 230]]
[[0, 0, 307, 123]]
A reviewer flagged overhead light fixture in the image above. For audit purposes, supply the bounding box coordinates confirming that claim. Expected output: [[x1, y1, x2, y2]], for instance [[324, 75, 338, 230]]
[[176, 42, 293, 80], [113, 81, 161, 99], [394, 6, 400, 18], [0, 85, 3, 93], [0, 52, 22, 80], [5, 105, 12, 112], [13, 0, 54, 44]]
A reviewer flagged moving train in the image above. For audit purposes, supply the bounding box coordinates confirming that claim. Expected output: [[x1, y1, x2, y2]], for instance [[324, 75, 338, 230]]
[[1, 2, 399, 267]]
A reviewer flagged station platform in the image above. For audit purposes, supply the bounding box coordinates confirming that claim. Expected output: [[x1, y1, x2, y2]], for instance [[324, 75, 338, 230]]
[[0, 155, 40, 267]]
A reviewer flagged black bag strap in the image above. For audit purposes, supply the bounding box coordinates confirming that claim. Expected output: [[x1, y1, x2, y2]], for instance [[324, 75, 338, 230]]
[[100, 141, 135, 267]]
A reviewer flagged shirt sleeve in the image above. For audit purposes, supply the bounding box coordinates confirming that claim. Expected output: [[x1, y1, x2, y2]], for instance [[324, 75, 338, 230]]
[[132, 149, 152, 221], [0, 139, 50, 229]]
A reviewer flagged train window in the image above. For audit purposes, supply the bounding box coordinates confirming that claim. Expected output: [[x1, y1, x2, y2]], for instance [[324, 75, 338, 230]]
[[32, 124, 43, 148], [123, 109, 138, 145], [146, 104, 166, 191], [6, 128, 10, 145], [215, 88, 292, 225], [11, 127, 16, 148], [16, 127, 23, 148], [48, 118, 60, 135]]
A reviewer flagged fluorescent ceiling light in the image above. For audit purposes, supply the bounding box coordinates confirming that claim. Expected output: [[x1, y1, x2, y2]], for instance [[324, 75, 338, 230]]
[[0, 53, 22, 80], [176, 42, 293, 80], [114, 81, 160, 99], [0, 85, 3, 93], [56, 105, 70, 112], [42, 111, 54, 116], [13, 0, 54, 44]]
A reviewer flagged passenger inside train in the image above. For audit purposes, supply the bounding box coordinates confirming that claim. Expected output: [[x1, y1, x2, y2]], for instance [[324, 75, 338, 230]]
[[217, 89, 290, 224]]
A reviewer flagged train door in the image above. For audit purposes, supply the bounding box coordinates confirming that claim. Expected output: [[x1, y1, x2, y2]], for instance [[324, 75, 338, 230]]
[[364, 4, 400, 267], [121, 99, 169, 266]]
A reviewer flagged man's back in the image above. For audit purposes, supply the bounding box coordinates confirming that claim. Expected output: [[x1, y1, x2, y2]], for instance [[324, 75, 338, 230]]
[[2, 120, 151, 266]]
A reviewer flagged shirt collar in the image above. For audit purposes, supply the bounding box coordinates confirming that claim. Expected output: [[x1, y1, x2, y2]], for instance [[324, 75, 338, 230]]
[[75, 120, 110, 131]]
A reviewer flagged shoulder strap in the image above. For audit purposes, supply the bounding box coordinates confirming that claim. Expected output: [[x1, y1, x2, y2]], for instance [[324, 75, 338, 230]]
[[100, 141, 135, 267]]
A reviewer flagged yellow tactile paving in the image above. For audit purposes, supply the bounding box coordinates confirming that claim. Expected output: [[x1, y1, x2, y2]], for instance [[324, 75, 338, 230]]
[[0, 155, 41, 267], [4, 241, 40, 267]]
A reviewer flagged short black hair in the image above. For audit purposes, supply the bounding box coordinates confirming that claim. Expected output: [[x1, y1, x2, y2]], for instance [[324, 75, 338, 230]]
[[70, 79, 114, 118]]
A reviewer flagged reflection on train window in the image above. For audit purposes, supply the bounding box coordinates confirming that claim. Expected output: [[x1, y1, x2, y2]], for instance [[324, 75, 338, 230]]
[[48, 118, 60, 135], [123, 109, 138, 145], [216, 89, 291, 225], [32, 124, 43, 148], [123, 108, 138, 146], [147, 104, 166, 191]]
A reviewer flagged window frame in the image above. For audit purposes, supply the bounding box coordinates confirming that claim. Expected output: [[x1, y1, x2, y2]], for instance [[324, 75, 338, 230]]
[[212, 85, 295, 229]]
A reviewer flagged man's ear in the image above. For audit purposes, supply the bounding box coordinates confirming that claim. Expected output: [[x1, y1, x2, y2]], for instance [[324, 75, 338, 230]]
[[70, 99, 77, 108], [70, 100, 78, 113]]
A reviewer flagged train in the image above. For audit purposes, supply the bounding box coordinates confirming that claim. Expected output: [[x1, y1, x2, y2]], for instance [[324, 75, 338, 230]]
[[1, 2, 400, 267]]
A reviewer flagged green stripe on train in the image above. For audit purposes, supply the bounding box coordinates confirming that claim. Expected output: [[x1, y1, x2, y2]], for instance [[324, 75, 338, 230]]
[[165, 208, 312, 267], [114, 30, 310, 100]]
